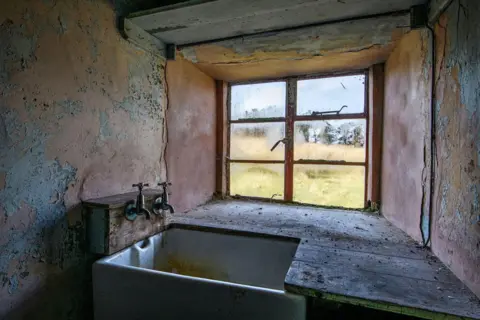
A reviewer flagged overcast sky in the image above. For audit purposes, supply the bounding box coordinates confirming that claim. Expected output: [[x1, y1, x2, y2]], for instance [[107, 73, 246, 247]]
[[231, 75, 365, 120]]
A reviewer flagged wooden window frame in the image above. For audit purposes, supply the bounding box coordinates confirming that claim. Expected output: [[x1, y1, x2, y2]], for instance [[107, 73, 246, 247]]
[[226, 70, 370, 208]]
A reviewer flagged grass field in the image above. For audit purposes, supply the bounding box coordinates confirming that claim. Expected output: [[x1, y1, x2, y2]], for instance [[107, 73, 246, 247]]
[[230, 136, 366, 208]]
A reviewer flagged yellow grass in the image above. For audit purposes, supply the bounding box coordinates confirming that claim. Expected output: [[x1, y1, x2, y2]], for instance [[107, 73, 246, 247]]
[[230, 136, 365, 162], [230, 136, 366, 208]]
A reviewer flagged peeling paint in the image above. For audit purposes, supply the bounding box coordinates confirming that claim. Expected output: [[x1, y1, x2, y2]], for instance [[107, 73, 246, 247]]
[[7, 274, 18, 295], [0, 109, 76, 217], [99, 111, 112, 142], [201, 15, 408, 58], [0, 0, 167, 318], [178, 14, 410, 82], [432, 0, 480, 298], [113, 61, 165, 125], [0, 18, 38, 96]]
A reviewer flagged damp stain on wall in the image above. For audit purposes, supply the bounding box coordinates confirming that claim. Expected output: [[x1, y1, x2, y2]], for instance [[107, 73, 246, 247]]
[[0, 0, 167, 318]]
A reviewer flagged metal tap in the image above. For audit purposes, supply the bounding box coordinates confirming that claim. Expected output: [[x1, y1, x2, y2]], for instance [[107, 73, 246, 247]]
[[153, 182, 174, 215], [124, 183, 152, 221]]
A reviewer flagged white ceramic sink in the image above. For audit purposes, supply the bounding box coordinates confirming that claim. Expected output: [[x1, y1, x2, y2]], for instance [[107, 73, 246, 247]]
[[93, 225, 306, 320]]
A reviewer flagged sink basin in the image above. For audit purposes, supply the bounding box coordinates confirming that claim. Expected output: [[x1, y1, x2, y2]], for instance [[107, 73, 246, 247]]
[[93, 224, 306, 320]]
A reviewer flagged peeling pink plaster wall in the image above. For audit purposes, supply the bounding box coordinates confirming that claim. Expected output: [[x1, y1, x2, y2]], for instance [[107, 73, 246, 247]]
[[0, 0, 166, 318], [432, 0, 480, 298], [382, 30, 432, 243], [165, 58, 216, 213], [382, 0, 480, 299]]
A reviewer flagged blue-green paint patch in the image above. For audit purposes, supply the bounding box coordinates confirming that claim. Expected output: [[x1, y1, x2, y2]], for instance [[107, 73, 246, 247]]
[[112, 57, 164, 124], [57, 99, 83, 117], [448, 1, 480, 118], [440, 183, 450, 217], [455, 209, 462, 221], [99, 111, 112, 141], [0, 107, 79, 297], [0, 108, 77, 218], [8, 274, 18, 295], [116, 132, 128, 140], [471, 184, 479, 217], [421, 211, 430, 244]]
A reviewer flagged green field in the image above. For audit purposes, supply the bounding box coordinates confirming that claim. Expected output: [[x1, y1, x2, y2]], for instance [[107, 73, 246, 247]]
[[229, 136, 365, 208]]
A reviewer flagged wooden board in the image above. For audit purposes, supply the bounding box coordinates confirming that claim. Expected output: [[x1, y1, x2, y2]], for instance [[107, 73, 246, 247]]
[[286, 260, 479, 319], [128, 0, 424, 45], [83, 190, 163, 209], [84, 190, 170, 255]]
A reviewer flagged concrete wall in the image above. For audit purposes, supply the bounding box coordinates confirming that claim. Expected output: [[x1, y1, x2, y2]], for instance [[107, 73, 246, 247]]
[[0, 0, 167, 318], [382, 30, 431, 243], [432, 0, 480, 298], [166, 58, 216, 213]]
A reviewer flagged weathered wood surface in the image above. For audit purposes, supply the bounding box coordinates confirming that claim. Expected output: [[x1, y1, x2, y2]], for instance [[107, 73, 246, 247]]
[[84, 190, 168, 255], [123, 18, 166, 58], [83, 189, 162, 209], [173, 200, 480, 320], [179, 14, 411, 61], [128, 0, 424, 45], [108, 204, 167, 255]]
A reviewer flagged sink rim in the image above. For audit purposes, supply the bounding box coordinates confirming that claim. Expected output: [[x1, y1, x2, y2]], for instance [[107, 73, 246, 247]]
[[95, 260, 290, 295], [165, 222, 301, 244]]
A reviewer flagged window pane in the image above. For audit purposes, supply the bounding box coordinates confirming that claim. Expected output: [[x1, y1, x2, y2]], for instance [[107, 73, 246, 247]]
[[230, 163, 284, 199], [231, 123, 285, 160], [293, 165, 365, 208], [297, 75, 365, 116], [294, 120, 366, 162], [231, 82, 286, 120]]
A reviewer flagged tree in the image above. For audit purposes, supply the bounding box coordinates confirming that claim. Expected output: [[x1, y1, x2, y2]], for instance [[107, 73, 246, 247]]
[[336, 123, 351, 145], [297, 123, 311, 142], [352, 125, 365, 147], [322, 122, 336, 145]]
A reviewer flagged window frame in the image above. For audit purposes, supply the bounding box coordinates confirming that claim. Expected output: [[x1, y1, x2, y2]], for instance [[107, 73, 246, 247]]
[[227, 70, 369, 208]]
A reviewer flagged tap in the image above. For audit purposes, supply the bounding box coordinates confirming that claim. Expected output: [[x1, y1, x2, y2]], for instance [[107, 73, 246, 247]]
[[153, 182, 175, 215], [132, 183, 152, 219]]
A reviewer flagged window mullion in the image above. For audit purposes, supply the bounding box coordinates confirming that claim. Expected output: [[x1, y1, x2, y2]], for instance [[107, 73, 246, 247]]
[[285, 78, 296, 201]]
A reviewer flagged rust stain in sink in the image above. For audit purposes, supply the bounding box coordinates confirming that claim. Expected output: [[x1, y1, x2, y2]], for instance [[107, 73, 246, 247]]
[[156, 255, 230, 282]]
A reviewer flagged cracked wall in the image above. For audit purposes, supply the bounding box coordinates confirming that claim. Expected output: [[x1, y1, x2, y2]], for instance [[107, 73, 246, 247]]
[[382, 0, 480, 299], [432, 0, 480, 298], [382, 29, 432, 244], [0, 0, 166, 318], [178, 14, 410, 82]]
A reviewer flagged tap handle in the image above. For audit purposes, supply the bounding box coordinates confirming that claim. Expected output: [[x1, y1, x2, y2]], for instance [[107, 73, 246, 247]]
[[158, 182, 171, 192], [158, 182, 172, 187], [132, 183, 149, 191]]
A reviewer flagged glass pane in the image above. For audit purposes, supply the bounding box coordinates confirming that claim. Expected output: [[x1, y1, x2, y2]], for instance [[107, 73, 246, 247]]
[[294, 120, 366, 162], [294, 165, 365, 208], [230, 163, 284, 199], [297, 75, 365, 116], [231, 123, 285, 160], [231, 82, 286, 120]]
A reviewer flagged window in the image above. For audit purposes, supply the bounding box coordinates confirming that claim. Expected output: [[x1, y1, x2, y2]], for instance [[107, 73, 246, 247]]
[[228, 73, 368, 209]]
